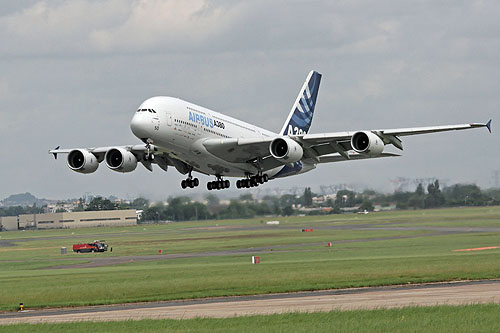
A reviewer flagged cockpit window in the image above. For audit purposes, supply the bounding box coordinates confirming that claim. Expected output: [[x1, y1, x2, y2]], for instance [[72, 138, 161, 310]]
[[136, 108, 157, 113]]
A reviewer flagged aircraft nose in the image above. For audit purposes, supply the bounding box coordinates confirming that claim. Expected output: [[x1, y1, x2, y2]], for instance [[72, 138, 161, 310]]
[[130, 112, 150, 139]]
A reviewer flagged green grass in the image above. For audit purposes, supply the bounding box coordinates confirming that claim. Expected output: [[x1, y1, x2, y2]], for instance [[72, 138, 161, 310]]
[[3, 304, 500, 332], [1, 206, 500, 310]]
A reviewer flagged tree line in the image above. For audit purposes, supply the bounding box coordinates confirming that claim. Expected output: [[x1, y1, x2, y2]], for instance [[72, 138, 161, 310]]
[[2, 183, 499, 221]]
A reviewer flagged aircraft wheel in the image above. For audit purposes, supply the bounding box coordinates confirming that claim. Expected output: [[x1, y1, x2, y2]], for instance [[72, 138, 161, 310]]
[[263, 174, 269, 182], [224, 180, 230, 189], [194, 178, 199, 187], [207, 182, 212, 190], [181, 180, 187, 189], [236, 180, 241, 188]]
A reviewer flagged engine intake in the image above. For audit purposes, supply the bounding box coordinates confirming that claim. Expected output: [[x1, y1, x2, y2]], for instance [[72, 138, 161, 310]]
[[270, 137, 303, 163], [105, 148, 137, 173], [351, 131, 384, 156], [67, 149, 99, 174]]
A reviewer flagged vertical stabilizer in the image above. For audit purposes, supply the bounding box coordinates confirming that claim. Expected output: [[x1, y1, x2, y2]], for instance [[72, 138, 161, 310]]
[[280, 70, 322, 136]]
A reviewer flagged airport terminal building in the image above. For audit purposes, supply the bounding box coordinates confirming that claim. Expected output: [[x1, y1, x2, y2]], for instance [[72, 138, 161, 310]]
[[0, 209, 137, 231]]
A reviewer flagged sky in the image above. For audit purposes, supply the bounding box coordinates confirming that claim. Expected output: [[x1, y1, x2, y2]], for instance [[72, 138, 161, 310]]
[[0, 0, 499, 201]]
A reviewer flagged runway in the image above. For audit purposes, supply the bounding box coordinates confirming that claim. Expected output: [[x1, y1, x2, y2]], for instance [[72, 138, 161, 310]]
[[2, 279, 500, 325]]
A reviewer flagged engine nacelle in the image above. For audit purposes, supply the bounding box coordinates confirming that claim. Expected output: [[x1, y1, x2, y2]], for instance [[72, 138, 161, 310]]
[[67, 149, 99, 174], [270, 137, 304, 163], [105, 148, 138, 173], [351, 131, 384, 156]]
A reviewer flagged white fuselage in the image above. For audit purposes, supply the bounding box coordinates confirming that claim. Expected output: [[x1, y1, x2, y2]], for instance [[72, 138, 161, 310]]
[[130, 96, 315, 178]]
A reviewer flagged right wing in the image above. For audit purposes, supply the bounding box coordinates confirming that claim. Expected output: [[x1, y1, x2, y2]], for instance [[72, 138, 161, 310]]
[[48, 144, 190, 174]]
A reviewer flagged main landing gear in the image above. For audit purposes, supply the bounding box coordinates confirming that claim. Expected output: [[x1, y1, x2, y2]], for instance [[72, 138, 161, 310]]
[[207, 176, 230, 191], [181, 170, 199, 189], [236, 174, 269, 189]]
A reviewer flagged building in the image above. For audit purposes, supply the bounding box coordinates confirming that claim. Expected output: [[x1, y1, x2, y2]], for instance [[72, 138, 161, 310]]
[[0, 216, 19, 231], [10, 209, 137, 230]]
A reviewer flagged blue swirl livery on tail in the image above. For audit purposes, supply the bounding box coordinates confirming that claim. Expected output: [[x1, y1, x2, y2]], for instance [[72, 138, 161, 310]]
[[280, 70, 322, 136]]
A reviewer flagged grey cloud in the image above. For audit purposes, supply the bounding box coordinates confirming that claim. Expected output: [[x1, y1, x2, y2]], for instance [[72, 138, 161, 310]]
[[0, 0, 498, 200]]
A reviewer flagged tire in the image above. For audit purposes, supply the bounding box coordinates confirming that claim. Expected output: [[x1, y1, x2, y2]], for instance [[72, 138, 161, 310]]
[[224, 180, 230, 188], [207, 182, 212, 190], [194, 178, 199, 187], [263, 174, 269, 182], [181, 180, 187, 189]]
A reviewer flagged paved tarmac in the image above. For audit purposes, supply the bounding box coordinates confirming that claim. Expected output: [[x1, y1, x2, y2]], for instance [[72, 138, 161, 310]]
[[1, 279, 500, 325]]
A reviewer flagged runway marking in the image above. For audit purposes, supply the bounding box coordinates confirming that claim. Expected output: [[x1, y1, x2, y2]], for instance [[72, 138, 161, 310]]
[[2, 280, 500, 325], [453, 246, 500, 252]]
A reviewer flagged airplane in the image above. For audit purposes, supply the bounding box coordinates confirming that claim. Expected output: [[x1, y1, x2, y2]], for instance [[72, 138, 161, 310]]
[[49, 70, 492, 191]]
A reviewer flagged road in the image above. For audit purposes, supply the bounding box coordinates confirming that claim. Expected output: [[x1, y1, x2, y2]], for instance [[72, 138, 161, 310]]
[[1, 279, 500, 325]]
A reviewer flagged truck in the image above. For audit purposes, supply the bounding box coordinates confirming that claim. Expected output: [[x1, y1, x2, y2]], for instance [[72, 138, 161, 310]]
[[73, 240, 108, 253]]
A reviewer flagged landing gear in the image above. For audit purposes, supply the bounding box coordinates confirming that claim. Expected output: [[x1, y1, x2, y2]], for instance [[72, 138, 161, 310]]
[[207, 177, 230, 190], [181, 177, 199, 189], [180, 169, 199, 189], [236, 174, 269, 189]]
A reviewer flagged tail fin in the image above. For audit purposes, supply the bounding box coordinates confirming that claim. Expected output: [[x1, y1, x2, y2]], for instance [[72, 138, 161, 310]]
[[280, 70, 322, 136]]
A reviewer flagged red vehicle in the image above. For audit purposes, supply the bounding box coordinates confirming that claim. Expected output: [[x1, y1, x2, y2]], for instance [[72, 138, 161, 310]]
[[73, 240, 108, 253]]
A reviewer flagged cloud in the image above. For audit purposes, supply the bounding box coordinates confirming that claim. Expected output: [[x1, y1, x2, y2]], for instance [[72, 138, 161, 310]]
[[0, 0, 243, 56], [0, 0, 498, 199]]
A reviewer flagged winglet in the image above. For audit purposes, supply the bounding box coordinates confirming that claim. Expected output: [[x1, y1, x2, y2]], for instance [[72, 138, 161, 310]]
[[52, 146, 60, 160], [486, 119, 492, 133]]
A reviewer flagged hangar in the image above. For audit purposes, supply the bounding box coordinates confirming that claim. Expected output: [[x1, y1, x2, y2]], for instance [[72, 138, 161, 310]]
[[1, 209, 137, 231], [0, 216, 18, 231]]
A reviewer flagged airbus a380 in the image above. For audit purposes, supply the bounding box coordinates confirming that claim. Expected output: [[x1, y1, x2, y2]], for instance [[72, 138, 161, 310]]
[[50, 71, 491, 191]]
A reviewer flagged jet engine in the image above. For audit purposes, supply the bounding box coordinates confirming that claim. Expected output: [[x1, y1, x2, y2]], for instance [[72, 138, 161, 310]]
[[67, 149, 99, 174], [270, 137, 303, 163], [105, 148, 138, 173], [351, 131, 384, 156]]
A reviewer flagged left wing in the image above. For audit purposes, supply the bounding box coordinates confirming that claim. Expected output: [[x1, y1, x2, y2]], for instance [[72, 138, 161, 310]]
[[298, 120, 492, 155], [203, 120, 491, 170]]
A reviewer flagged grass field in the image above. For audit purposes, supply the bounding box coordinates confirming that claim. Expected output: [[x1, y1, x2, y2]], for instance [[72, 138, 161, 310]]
[[1, 206, 500, 311], [3, 304, 500, 332]]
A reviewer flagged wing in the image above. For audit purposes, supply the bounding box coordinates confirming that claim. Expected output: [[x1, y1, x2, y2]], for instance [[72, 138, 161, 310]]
[[299, 121, 491, 155], [202, 120, 491, 170], [48, 144, 189, 174]]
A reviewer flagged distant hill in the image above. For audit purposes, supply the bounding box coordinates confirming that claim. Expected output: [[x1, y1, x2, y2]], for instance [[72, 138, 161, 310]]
[[1, 192, 56, 207]]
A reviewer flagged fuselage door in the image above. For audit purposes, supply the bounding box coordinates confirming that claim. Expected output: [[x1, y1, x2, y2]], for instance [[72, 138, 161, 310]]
[[166, 111, 172, 126]]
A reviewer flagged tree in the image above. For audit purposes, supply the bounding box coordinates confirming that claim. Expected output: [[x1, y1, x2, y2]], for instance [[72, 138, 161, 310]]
[[239, 193, 254, 202], [73, 197, 85, 212], [282, 205, 294, 216], [86, 197, 116, 211], [359, 200, 374, 212], [425, 180, 445, 208], [280, 194, 298, 209], [303, 187, 313, 207], [415, 183, 425, 196], [443, 184, 488, 206], [131, 197, 149, 209], [335, 190, 356, 208], [408, 184, 425, 209], [142, 205, 163, 222]]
